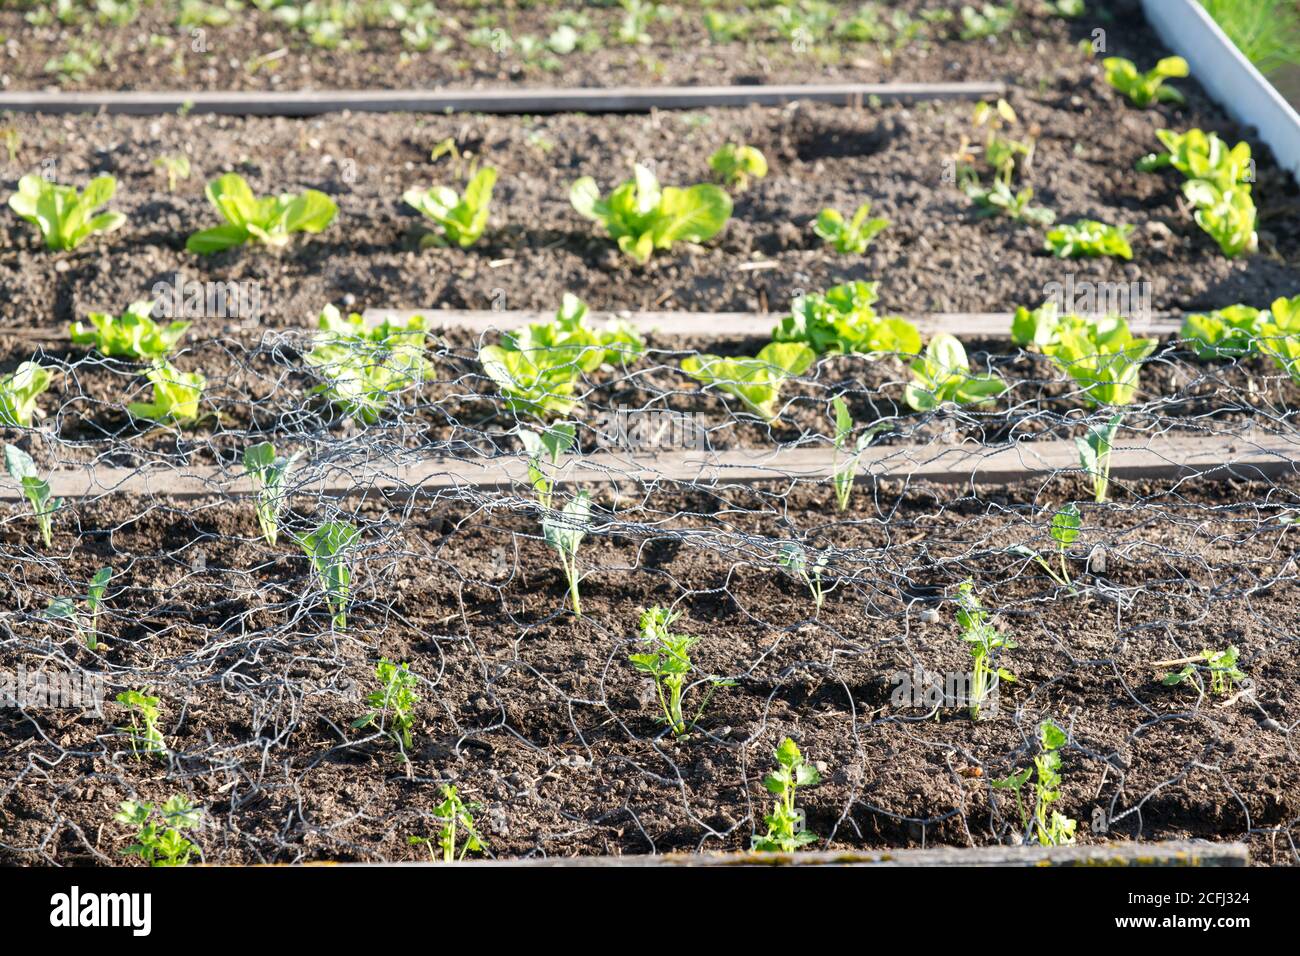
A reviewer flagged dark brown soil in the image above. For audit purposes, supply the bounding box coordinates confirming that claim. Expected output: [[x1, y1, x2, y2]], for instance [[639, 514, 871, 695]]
[[2, 473, 1298, 864]]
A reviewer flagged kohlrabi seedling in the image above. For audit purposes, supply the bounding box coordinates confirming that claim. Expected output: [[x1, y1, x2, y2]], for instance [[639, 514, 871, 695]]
[[772, 281, 921, 356], [957, 579, 1016, 720], [4, 444, 61, 548], [708, 142, 768, 190], [628, 606, 733, 737], [115, 795, 201, 867], [813, 201, 889, 255], [1009, 504, 1080, 587], [680, 342, 815, 424], [404, 166, 497, 248], [297, 520, 360, 629], [1076, 414, 1122, 503], [409, 785, 486, 862], [7, 174, 126, 250], [352, 658, 420, 758], [244, 441, 301, 546], [1103, 56, 1189, 107], [519, 421, 576, 511], [569, 162, 733, 265], [1161, 646, 1246, 698], [1044, 220, 1135, 260], [116, 688, 166, 759], [70, 300, 190, 359], [1042, 315, 1157, 407], [127, 361, 206, 424], [752, 737, 821, 853], [904, 334, 1005, 411], [186, 172, 338, 253], [0, 361, 52, 428], [544, 491, 591, 616], [44, 567, 111, 650]]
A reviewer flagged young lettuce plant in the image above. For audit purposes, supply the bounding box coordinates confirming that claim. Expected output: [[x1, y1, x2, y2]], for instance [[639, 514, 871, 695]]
[[1011, 300, 1064, 351], [4, 444, 62, 548], [505, 293, 645, 374], [1044, 220, 1134, 260], [305, 305, 432, 423], [1076, 414, 1122, 503], [352, 658, 420, 758], [44, 567, 111, 651], [963, 178, 1055, 225], [830, 397, 884, 512], [1180, 304, 1263, 359], [115, 796, 201, 867], [1185, 181, 1258, 257], [813, 201, 890, 255], [1042, 315, 1158, 407], [569, 162, 733, 265], [0, 361, 52, 428], [116, 689, 166, 759], [772, 281, 921, 356], [403, 166, 497, 248], [7, 174, 126, 250], [1161, 646, 1246, 698], [1140, 128, 1257, 258], [479, 343, 582, 419], [243, 441, 301, 546], [544, 491, 591, 616], [680, 342, 815, 424], [409, 785, 487, 862], [752, 737, 821, 853], [1009, 504, 1080, 587], [1103, 56, 1189, 107], [629, 606, 732, 737], [1257, 295, 1300, 383], [904, 335, 1006, 412], [708, 143, 768, 191], [957, 579, 1016, 720], [186, 172, 338, 254], [519, 422, 576, 511], [298, 520, 360, 629], [779, 542, 828, 613], [70, 300, 190, 359], [127, 361, 206, 424], [995, 719, 1077, 846]]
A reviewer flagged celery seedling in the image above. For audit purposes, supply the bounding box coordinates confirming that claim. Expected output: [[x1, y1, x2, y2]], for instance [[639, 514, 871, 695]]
[[7, 174, 126, 250], [127, 361, 206, 424], [680, 342, 815, 424], [957, 580, 1016, 720], [904, 334, 1005, 411], [752, 737, 820, 852], [994, 719, 1076, 846], [544, 491, 590, 616], [708, 143, 768, 191], [297, 521, 360, 629], [1076, 414, 1122, 503], [4, 444, 61, 548], [115, 796, 201, 866], [404, 166, 497, 248], [628, 606, 733, 736], [0, 361, 52, 427], [813, 201, 889, 254], [243, 441, 300, 546], [1103, 56, 1188, 107], [409, 785, 486, 862], [1162, 646, 1246, 698], [70, 300, 190, 360], [44, 567, 111, 650], [519, 422, 576, 511], [352, 658, 420, 757], [116, 689, 166, 758], [186, 172, 338, 253]]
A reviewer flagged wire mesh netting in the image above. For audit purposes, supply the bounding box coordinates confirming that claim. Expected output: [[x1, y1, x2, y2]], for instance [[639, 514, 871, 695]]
[[1, 307, 1299, 865]]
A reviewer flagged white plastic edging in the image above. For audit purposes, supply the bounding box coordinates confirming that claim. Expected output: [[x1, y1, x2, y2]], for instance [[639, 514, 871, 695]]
[[1141, 0, 1300, 184]]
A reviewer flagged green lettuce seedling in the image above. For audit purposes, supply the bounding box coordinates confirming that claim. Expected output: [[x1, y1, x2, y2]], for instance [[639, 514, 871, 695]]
[[963, 179, 1056, 225], [1044, 220, 1134, 260], [957, 579, 1016, 720], [959, 3, 1013, 40], [829, 397, 885, 512], [1042, 315, 1157, 406], [904, 334, 1005, 411], [1180, 304, 1263, 359], [629, 606, 732, 737], [116, 688, 166, 759], [1009, 504, 1080, 587], [779, 542, 829, 614], [544, 491, 591, 616], [813, 201, 889, 254], [570, 163, 732, 265], [7, 174, 126, 250], [404, 166, 497, 248], [505, 293, 645, 374], [4, 444, 62, 548], [479, 343, 582, 419], [128, 360, 205, 423], [44, 567, 111, 650], [186, 172, 338, 253], [1103, 56, 1188, 107], [519, 421, 576, 511], [708, 143, 768, 190], [752, 737, 821, 853], [681, 342, 815, 423], [773, 281, 921, 356], [1258, 295, 1300, 383], [306, 305, 431, 423], [1162, 646, 1246, 698], [298, 520, 360, 629], [115, 796, 201, 866], [1185, 181, 1258, 257], [70, 300, 190, 359], [243, 441, 301, 546], [352, 658, 420, 758], [410, 785, 487, 862], [994, 719, 1076, 846], [0, 361, 52, 428], [1076, 414, 1122, 503], [1141, 129, 1257, 258], [1011, 300, 1064, 350]]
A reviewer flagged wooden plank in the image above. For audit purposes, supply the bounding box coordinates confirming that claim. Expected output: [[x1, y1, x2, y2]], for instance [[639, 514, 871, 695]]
[[0, 82, 1005, 117], [3, 432, 1295, 502]]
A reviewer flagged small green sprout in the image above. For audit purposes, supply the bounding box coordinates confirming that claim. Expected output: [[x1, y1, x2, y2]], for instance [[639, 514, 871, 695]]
[[117, 689, 166, 759], [1162, 646, 1246, 698], [519, 422, 576, 511], [297, 520, 360, 629], [243, 441, 301, 546], [1010, 504, 1080, 587], [752, 737, 821, 853], [959, 3, 1014, 40], [153, 153, 192, 192], [404, 166, 497, 248], [127, 361, 206, 424], [1076, 414, 1122, 503], [904, 334, 1005, 411], [813, 201, 890, 255], [544, 491, 591, 616], [829, 397, 884, 512], [70, 300, 190, 360], [0, 361, 52, 428], [1044, 220, 1135, 260], [7, 174, 126, 250], [957, 579, 1016, 720], [628, 606, 733, 737], [4, 444, 62, 548], [708, 143, 768, 190], [963, 179, 1055, 225], [680, 342, 816, 424], [1103, 56, 1188, 108], [409, 785, 487, 862], [779, 542, 828, 613], [44, 567, 111, 650], [186, 172, 338, 254], [115, 796, 201, 866], [994, 719, 1076, 846], [352, 658, 420, 758]]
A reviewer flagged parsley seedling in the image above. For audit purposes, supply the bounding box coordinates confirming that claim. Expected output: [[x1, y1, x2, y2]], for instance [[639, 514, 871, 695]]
[[753, 737, 821, 852]]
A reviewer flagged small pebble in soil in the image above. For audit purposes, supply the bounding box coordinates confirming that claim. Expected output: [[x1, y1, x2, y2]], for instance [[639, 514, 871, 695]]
[[1260, 718, 1282, 731], [1087, 546, 1107, 575], [918, 607, 940, 625]]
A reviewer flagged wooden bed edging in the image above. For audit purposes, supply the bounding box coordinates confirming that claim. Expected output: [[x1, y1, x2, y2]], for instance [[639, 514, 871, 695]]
[[2, 432, 1295, 502], [0, 82, 1004, 117]]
